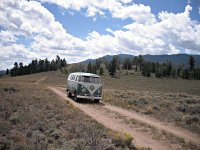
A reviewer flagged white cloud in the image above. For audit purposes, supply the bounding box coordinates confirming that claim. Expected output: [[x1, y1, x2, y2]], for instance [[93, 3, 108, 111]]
[[86, 6, 98, 17], [112, 4, 156, 24], [0, 43, 39, 70], [0, 30, 16, 43], [39, 0, 155, 23], [117, 0, 133, 4], [0, 0, 88, 68], [0, 0, 200, 70], [84, 4, 199, 56], [106, 28, 114, 34]]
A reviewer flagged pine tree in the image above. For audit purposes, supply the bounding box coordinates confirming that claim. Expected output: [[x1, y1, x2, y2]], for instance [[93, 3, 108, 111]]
[[92, 64, 97, 74], [193, 68, 200, 80], [6, 69, 9, 75], [189, 56, 195, 71], [123, 58, 132, 70], [108, 56, 117, 77], [45, 58, 50, 71], [133, 57, 138, 72], [50, 59, 57, 71], [99, 67, 104, 75], [115, 56, 121, 70], [166, 61, 172, 77], [87, 62, 93, 73], [138, 55, 144, 71], [19, 62, 23, 75], [56, 55, 61, 69], [181, 68, 189, 79], [95, 60, 101, 70], [151, 62, 156, 73], [171, 68, 176, 78], [61, 58, 67, 67]]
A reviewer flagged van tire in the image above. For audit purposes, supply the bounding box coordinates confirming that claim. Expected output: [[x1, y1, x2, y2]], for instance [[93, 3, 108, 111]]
[[67, 90, 72, 97], [94, 99, 100, 103], [74, 92, 79, 102]]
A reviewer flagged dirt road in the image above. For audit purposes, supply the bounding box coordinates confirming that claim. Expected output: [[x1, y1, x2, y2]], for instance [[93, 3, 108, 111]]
[[49, 86, 200, 150], [34, 76, 48, 85]]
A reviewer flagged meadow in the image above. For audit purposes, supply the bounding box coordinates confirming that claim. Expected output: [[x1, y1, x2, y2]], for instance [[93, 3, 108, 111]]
[[0, 80, 136, 149], [1, 70, 200, 149], [102, 73, 200, 134]]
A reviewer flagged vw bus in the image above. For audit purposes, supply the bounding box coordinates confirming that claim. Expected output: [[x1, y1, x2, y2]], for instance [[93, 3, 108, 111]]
[[66, 72, 102, 103]]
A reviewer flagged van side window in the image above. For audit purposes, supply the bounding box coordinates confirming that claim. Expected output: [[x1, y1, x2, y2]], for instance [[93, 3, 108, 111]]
[[78, 76, 81, 82], [70, 75, 74, 80], [75, 76, 79, 81]]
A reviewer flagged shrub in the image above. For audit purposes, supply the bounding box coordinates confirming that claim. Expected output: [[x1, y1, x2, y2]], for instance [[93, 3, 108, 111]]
[[112, 132, 134, 148], [9, 115, 20, 125], [145, 106, 153, 114]]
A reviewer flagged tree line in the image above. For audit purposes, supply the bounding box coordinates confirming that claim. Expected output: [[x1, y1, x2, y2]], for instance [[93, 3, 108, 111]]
[[87, 60, 104, 75], [7, 55, 67, 77], [86, 55, 200, 80], [6, 54, 200, 80]]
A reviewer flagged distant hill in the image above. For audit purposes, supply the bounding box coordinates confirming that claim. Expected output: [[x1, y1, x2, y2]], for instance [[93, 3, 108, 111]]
[[80, 54, 200, 67]]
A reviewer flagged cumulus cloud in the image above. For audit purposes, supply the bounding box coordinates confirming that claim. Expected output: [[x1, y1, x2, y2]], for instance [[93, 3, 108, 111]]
[[0, 0, 88, 69], [85, 4, 199, 55], [112, 4, 156, 24], [0, 0, 200, 70], [39, 0, 155, 23]]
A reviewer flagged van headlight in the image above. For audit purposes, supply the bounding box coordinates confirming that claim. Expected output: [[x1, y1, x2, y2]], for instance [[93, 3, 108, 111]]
[[98, 89, 101, 94], [82, 88, 86, 93]]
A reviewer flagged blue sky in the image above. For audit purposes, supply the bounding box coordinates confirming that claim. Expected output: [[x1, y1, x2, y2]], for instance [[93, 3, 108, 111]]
[[0, 0, 200, 70], [43, 0, 200, 38], [43, 3, 133, 38]]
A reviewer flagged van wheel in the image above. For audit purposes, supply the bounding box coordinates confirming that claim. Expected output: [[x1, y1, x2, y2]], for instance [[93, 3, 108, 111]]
[[74, 93, 79, 102], [94, 99, 100, 103], [67, 90, 71, 97]]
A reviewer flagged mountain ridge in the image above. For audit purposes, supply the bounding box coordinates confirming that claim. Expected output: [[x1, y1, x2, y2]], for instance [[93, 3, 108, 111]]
[[80, 54, 200, 67]]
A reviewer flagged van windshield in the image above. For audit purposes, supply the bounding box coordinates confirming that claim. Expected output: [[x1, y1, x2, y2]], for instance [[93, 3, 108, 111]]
[[81, 76, 101, 83]]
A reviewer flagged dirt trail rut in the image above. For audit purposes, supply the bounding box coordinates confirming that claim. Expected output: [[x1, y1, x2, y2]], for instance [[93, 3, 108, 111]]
[[104, 104, 200, 145], [48, 86, 200, 150], [34, 76, 48, 85]]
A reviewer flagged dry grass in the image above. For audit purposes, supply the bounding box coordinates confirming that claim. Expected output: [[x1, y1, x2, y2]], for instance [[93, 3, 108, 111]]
[[41, 71, 67, 86], [103, 89, 200, 135], [0, 71, 67, 86], [1, 71, 199, 149], [0, 82, 136, 150], [0, 72, 52, 84], [101, 74, 200, 96]]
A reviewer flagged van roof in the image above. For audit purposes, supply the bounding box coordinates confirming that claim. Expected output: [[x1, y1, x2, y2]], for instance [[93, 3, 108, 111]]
[[69, 72, 100, 78]]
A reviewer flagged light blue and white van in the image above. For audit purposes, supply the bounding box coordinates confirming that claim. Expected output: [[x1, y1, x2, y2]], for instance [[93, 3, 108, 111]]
[[66, 72, 102, 103]]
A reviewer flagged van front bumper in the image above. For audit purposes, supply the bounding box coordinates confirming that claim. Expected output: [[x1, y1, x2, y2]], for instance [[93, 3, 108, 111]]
[[77, 95, 102, 100]]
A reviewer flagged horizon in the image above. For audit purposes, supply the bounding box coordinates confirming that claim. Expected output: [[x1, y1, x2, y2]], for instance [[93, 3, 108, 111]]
[[1, 53, 199, 71], [0, 0, 200, 70]]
